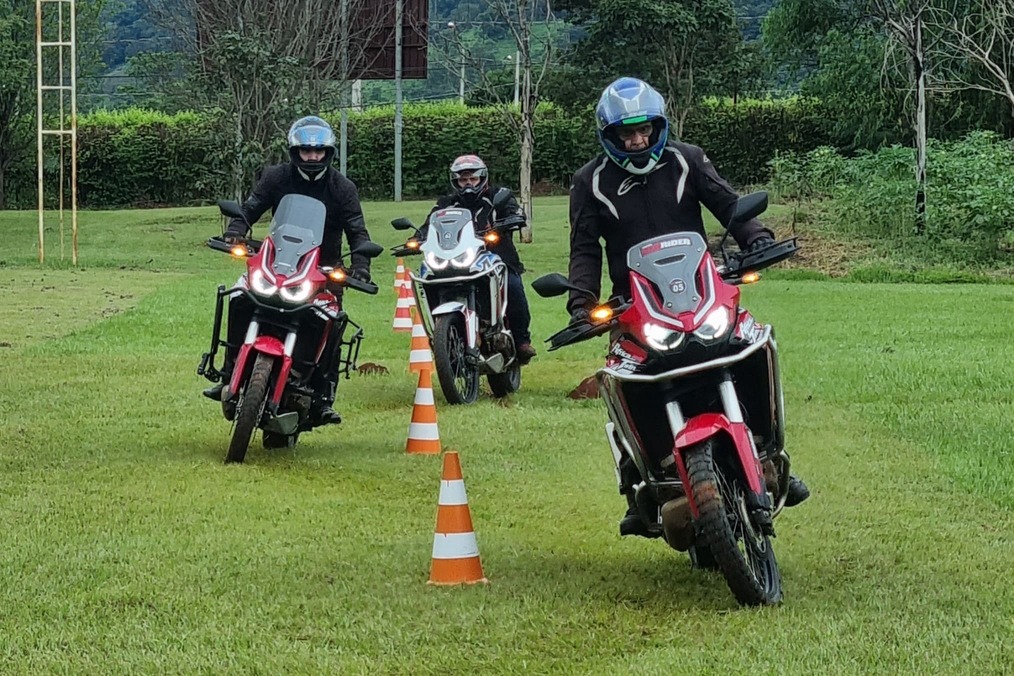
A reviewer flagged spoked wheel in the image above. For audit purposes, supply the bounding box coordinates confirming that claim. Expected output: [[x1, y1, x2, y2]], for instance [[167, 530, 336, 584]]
[[432, 314, 479, 404], [487, 358, 521, 398], [226, 353, 272, 464], [686, 437, 783, 606]]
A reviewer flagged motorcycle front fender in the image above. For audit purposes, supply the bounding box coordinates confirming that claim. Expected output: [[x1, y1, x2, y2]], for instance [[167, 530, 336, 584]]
[[673, 413, 766, 497], [431, 301, 479, 349]]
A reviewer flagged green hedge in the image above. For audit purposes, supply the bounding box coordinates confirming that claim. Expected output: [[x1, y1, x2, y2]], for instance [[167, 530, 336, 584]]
[[3, 98, 832, 209]]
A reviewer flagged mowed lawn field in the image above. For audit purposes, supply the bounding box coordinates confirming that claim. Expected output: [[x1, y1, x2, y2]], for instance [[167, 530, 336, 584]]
[[1, 198, 1012, 673]]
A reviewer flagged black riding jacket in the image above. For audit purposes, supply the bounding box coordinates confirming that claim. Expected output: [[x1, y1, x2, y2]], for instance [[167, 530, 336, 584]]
[[228, 164, 373, 272], [422, 187, 526, 274], [567, 142, 773, 312]]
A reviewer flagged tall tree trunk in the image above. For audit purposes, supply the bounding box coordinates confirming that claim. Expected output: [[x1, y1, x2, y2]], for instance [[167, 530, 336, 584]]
[[913, 11, 927, 235], [0, 163, 6, 210], [518, 59, 534, 243]]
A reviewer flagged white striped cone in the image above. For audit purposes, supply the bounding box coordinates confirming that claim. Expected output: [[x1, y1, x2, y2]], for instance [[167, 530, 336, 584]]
[[402, 267, 417, 311], [429, 451, 487, 585], [392, 275, 413, 332], [408, 310, 434, 374], [406, 369, 440, 454], [394, 258, 405, 291]]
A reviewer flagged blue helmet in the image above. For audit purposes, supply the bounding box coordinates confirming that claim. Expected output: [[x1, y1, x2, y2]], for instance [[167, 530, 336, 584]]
[[287, 116, 337, 180], [595, 78, 669, 175]]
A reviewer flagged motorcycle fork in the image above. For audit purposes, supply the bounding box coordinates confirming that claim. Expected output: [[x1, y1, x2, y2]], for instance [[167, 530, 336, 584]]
[[668, 371, 770, 518]]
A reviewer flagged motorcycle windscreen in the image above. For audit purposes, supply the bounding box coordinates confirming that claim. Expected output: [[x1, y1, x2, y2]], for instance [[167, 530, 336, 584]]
[[426, 208, 479, 259], [625, 232, 708, 315], [268, 194, 327, 276]]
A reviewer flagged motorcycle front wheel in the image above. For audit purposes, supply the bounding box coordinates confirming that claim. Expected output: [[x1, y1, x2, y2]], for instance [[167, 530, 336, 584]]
[[487, 358, 521, 398], [226, 353, 272, 463], [686, 437, 783, 606], [432, 314, 479, 404]]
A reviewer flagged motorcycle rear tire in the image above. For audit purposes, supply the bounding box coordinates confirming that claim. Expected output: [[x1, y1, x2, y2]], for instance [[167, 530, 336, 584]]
[[433, 314, 479, 405], [686, 437, 783, 606], [226, 353, 272, 463]]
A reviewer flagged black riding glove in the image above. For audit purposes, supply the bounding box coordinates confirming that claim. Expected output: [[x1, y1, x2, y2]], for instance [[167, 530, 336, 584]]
[[747, 236, 776, 253], [224, 224, 249, 244], [569, 307, 591, 325], [350, 267, 371, 284]]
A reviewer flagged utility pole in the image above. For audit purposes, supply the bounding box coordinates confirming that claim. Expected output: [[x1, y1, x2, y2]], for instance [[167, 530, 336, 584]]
[[394, 0, 403, 201]]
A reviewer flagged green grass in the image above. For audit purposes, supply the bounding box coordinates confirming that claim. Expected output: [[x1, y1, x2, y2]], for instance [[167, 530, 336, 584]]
[[0, 200, 1013, 672]]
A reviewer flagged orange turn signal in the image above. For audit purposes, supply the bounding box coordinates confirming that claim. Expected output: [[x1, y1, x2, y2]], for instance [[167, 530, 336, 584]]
[[590, 306, 613, 322], [231, 246, 247, 258], [329, 269, 346, 282], [407, 239, 420, 249], [741, 271, 761, 284], [484, 232, 500, 244]]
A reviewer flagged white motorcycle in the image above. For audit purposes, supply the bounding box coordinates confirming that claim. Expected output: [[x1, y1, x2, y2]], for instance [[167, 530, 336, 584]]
[[391, 189, 525, 404]]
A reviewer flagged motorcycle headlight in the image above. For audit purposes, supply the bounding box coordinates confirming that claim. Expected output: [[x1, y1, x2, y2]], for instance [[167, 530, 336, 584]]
[[279, 279, 315, 303], [694, 307, 732, 341], [424, 251, 450, 270], [643, 322, 684, 351], [450, 247, 478, 269], [250, 269, 277, 297]]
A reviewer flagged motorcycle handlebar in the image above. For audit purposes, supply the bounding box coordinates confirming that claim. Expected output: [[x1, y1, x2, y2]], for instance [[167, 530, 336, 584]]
[[207, 236, 262, 255], [342, 275, 379, 295]]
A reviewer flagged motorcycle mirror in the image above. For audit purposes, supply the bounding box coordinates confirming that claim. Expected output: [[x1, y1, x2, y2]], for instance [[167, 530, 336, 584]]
[[391, 217, 415, 231], [491, 187, 511, 210], [531, 273, 595, 299], [730, 191, 769, 225], [217, 199, 246, 221], [351, 241, 385, 258]]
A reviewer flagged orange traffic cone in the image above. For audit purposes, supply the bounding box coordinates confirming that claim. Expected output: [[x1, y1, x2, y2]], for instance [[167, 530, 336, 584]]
[[402, 266, 417, 313], [394, 257, 406, 291], [409, 310, 434, 374], [406, 369, 441, 454], [392, 272, 413, 332], [429, 451, 488, 585]]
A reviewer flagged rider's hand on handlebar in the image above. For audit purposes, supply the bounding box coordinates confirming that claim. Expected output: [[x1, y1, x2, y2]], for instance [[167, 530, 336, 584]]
[[746, 235, 775, 253], [224, 225, 248, 245], [569, 307, 591, 325], [350, 267, 371, 284]]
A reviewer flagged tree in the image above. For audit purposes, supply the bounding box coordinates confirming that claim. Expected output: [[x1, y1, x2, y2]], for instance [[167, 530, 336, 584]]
[[144, 0, 390, 198], [439, 1, 561, 243], [556, 0, 743, 137], [925, 0, 1014, 114], [0, 0, 105, 210]]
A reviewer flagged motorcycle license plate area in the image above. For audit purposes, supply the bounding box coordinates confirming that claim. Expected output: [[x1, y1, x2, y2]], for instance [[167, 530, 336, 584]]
[[626, 232, 709, 315]]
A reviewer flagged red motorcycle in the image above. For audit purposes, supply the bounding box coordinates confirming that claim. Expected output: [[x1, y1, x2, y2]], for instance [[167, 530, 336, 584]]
[[197, 195, 382, 463], [533, 192, 799, 606]]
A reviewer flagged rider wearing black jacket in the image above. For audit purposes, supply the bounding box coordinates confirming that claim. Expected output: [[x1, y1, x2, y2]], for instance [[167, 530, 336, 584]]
[[567, 78, 809, 536], [568, 128, 773, 314], [203, 116, 372, 426], [421, 155, 536, 364]]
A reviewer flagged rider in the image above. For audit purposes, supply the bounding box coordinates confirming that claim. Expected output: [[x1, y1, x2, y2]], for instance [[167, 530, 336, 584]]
[[567, 77, 810, 535], [203, 116, 373, 426], [421, 154, 536, 364]]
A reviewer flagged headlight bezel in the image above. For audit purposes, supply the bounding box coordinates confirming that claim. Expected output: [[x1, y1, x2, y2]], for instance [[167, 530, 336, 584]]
[[642, 321, 684, 351], [279, 279, 315, 303], [424, 251, 451, 270], [693, 307, 732, 342], [450, 247, 478, 269], [250, 268, 278, 297]]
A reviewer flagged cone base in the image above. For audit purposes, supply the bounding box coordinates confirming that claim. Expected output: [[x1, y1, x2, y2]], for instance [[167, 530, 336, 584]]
[[428, 557, 488, 585]]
